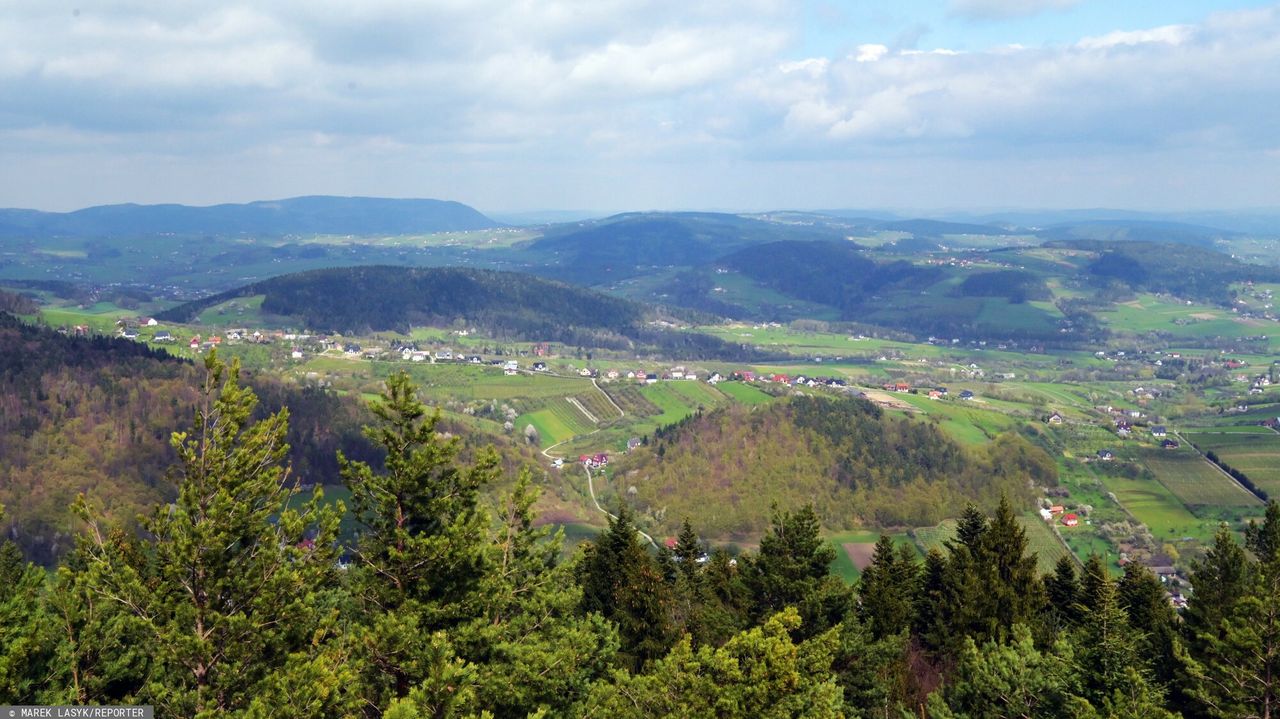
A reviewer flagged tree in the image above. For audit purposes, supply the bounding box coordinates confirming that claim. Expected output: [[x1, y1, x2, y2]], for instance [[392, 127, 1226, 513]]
[[68, 353, 354, 718], [0, 504, 56, 703], [743, 505, 847, 637], [452, 471, 618, 717], [857, 535, 918, 640], [927, 625, 1092, 719], [1043, 554, 1082, 633], [577, 608, 844, 719], [339, 370, 498, 709], [576, 503, 675, 668]]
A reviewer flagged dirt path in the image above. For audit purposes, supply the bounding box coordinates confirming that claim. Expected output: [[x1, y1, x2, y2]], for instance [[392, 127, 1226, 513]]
[[583, 464, 656, 548], [566, 396, 598, 424]]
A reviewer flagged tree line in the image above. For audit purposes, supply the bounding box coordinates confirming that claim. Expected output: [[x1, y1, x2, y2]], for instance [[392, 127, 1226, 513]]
[[4, 356, 1280, 717]]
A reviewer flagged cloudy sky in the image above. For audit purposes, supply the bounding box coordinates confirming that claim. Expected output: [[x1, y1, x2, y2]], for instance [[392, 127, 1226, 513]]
[[2, 0, 1278, 213]]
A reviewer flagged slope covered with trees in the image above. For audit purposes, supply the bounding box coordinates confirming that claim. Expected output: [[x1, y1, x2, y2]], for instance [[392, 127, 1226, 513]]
[[610, 395, 1055, 535]]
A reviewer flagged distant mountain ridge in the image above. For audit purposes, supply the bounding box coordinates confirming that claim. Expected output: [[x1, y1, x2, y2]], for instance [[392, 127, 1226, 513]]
[[0, 196, 499, 237]]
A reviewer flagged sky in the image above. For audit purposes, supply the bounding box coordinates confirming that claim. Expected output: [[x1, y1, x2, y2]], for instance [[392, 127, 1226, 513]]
[[1, 0, 1278, 214]]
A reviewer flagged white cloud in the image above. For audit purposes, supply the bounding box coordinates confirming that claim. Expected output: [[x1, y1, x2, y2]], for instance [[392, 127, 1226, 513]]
[[1077, 24, 1192, 50], [0, 1, 1278, 211], [855, 44, 889, 63]]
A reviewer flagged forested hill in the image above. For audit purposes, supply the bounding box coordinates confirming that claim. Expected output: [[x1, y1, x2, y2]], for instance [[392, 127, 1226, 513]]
[[1053, 239, 1280, 302], [0, 195, 498, 237], [610, 394, 1056, 536], [527, 212, 849, 280]]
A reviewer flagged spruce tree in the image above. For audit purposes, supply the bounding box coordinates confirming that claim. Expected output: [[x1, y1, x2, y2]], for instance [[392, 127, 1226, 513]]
[[68, 353, 353, 718], [0, 506, 56, 703], [452, 471, 618, 717], [339, 370, 497, 709], [857, 535, 918, 640], [744, 504, 847, 637], [576, 503, 675, 668], [1043, 553, 1082, 632]]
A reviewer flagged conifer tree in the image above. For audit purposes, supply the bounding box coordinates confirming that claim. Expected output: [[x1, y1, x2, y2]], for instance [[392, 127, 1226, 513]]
[[339, 370, 498, 709], [1043, 553, 1082, 632], [744, 504, 846, 637], [1117, 562, 1180, 689], [1073, 564, 1148, 709], [577, 503, 675, 668], [1185, 516, 1280, 719], [0, 505, 55, 703], [68, 353, 353, 718], [453, 471, 618, 717], [857, 534, 918, 640], [980, 495, 1043, 636]]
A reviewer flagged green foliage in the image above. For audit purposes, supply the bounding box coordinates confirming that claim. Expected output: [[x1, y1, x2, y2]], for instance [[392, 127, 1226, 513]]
[[576, 608, 845, 719], [66, 352, 352, 717], [744, 505, 849, 637]]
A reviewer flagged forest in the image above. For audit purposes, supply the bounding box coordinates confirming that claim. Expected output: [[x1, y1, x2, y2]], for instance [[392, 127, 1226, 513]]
[[2, 353, 1279, 718]]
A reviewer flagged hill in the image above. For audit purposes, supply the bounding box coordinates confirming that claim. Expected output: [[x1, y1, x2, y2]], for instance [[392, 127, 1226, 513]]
[[606, 394, 1056, 538], [158, 265, 642, 337], [0, 195, 498, 237], [527, 212, 847, 281], [1054, 239, 1280, 302]]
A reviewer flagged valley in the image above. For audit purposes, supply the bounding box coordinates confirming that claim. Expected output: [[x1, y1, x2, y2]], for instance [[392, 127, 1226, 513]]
[[5, 204, 1277, 590]]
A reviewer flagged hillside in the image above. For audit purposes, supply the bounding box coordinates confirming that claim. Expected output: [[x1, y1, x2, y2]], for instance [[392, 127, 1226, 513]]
[[158, 265, 643, 337], [0, 195, 498, 237], [527, 212, 847, 281], [606, 394, 1056, 538]]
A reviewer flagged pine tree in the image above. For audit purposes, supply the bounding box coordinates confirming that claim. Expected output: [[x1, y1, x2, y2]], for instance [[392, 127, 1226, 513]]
[[452, 471, 618, 717], [339, 370, 498, 709], [857, 535, 918, 640], [673, 518, 704, 582], [1073, 564, 1147, 708], [68, 353, 354, 718], [1079, 554, 1110, 616], [1185, 516, 1280, 719], [744, 504, 847, 637], [980, 495, 1043, 636], [577, 608, 845, 718], [0, 506, 56, 703], [1117, 562, 1180, 689], [1043, 554, 1082, 632], [577, 503, 675, 668]]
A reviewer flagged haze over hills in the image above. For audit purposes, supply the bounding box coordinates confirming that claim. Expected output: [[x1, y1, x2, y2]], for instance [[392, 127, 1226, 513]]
[[0, 195, 499, 237]]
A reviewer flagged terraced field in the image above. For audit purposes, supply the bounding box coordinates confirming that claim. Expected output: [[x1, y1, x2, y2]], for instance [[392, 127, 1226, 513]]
[[603, 384, 661, 417], [1184, 430, 1280, 496], [1141, 447, 1262, 510], [1019, 514, 1072, 574], [571, 387, 623, 422]]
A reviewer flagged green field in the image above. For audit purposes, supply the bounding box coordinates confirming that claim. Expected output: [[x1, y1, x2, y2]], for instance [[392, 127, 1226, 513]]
[[912, 520, 958, 554], [1019, 514, 1072, 574], [825, 530, 917, 584], [1099, 474, 1212, 542], [1184, 431, 1280, 496], [1140, 447, 1262, 510], [713, 381, 774, 405]]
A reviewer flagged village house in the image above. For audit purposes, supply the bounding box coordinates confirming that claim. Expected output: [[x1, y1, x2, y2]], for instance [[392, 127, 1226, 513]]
[[1047, 412, 1064, 424], [1161, 439, 1181, 450], [958, 390, 975, 401], [1062, 513, 1079, 527], [1098, 449, 1115, 461], [1150, 425, 1168, 437]]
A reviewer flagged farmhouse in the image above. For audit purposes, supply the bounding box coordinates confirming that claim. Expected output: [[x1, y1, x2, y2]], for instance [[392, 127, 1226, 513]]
[[1161, 439, 1181, 450], [1098, 449, 1115, 461], [1047, 412, 1064, 424], [1150, 425, 1168, 437], [154, 330, 173, 342], [958, 390, 975, 401], [1062, 513, 1080, 527]]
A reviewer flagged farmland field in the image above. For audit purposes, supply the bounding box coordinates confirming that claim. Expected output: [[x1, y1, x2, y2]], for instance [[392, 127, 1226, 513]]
[[602, 384, 661, 417], [1140, 447, 1262, 510], [1099, 474, 1213, 542], [1019, 514, 1072, 574], [1184, 431, 1280, 496], [714, 381, 774, 405], [826, 530, 916, 583]]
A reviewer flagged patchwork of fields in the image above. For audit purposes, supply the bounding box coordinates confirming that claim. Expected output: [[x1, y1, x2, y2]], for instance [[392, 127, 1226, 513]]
[[1184, 430, 1280, 497]]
